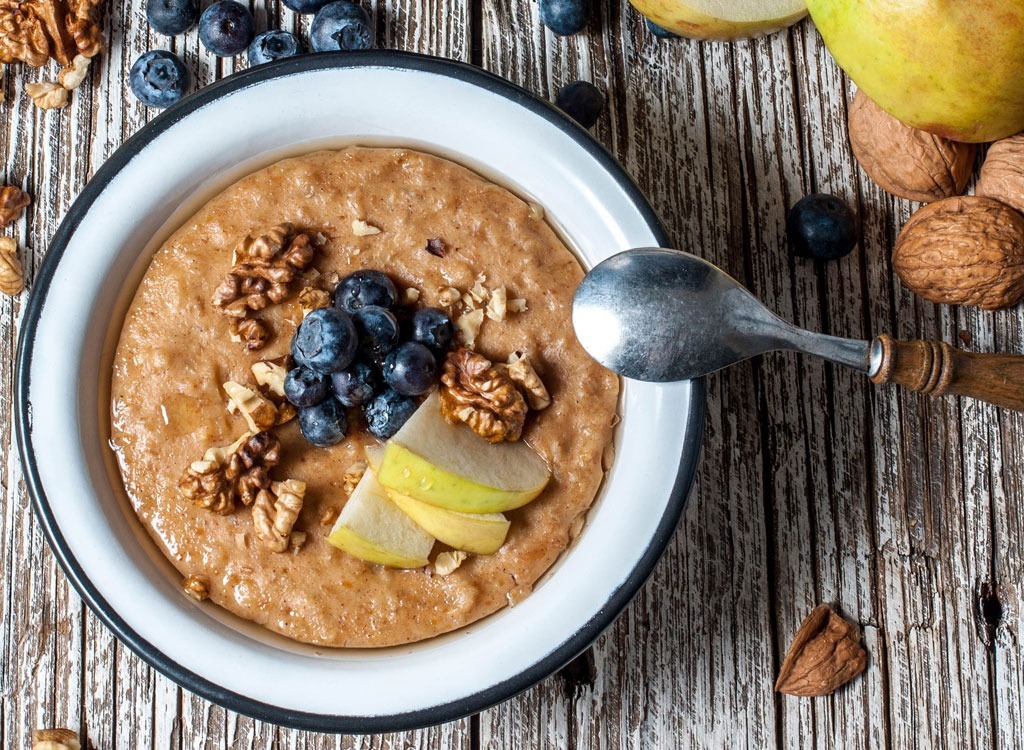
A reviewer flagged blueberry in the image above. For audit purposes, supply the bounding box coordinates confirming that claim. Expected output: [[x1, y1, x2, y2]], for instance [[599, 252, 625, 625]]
[[298, 398, 348, 447], [198, 1, 255, 57], [284, 366, 330, 407], [146, 0, 199, 35], [787, 193, 860, 261], [331, 360, 380, 407], [409, 307, 453, 353], [555, 81, 604, 129], [248, 30, 303, 65], [291, 307, 358, 373], [129, 50, 191, 108], [538, 0, 590, 36], [334, 270, 398, 313], [353, 305, 400, 357], [363, 388, 418, 439], [382, 342, 437, 396], [282, 0, 333, 12], [645, 19, 679, 38], [310, 1, 373, 52]]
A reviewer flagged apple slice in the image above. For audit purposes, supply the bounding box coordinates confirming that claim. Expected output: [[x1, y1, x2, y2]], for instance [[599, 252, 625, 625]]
[[388, 491, 511, 555], [632, 0, 806, 41], [327, 468, 434, 568], [376, 393, 550, 514]]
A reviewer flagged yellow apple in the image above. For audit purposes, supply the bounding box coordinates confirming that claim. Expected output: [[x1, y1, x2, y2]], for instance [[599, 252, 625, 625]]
[[375, 393, 551, 514], [631, 0, 806, 41], [327, 468, 434, 568], [806, 0, 1024, 142], [388, 492, 510, 555]]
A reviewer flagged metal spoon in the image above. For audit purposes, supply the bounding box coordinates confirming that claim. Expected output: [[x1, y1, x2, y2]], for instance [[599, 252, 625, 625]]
[[572, 248, 1024, 412]]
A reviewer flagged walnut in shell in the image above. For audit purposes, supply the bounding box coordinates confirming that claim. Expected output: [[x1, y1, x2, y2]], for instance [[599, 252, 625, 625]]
[[977, 133, 1024, 214], [893, 196, 1024, 310], [775, 604, 867, 697], [848, 90, 976, 203], [0, 185, 29, 226]]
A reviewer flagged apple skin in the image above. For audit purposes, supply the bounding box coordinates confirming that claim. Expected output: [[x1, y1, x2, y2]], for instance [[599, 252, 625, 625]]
[[806, 0, 1024, 143], [388, 492, 511, 555], [327, 525, 431, 569], [376, 442, 549, 514], [630, 0, 807, 41]]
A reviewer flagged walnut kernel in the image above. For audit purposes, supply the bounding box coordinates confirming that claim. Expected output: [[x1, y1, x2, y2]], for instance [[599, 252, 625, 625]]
[[0, 0, 106, 70], [848, 91, 976, 202], [342, 460, 367, 495], [253, 478, 306, 552], [182, 574, 209, 601], [57, 52, 89, 88], [775, 604, 867, 696], [506, 352, 550, 410], [0, 236, 23, 295], [439, 348, 527, 443], [224, 380, 278, 431], [251, 359, 287, 398], [434, 550, 467, 576], [455, 308, 484, 348], [352, 219, 380, 236], [893, 196, 1024, 309], [24, 80, 68, 109], [297, 285, 330, 317], [32, 728, 81, 750], [977, 133, 1024, 214], [0, 185, 30, 226]]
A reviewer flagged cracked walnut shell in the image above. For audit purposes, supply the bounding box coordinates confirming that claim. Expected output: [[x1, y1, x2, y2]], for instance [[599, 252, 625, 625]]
[[439, 347, 527, 443], [32, 729, 81, 750], [893, 196, 1024, 310], [848, 90, 976, 203], [0, 0, 106, 70], [977, 133, 1024, 214], [0, 236, 23, 295], [775, 604, 867, 697]]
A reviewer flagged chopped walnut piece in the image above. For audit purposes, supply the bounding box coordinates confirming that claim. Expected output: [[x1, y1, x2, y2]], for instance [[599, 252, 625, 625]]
[[485, 285, 507, 322], [298, 285, 330, 317], [182, 574, 209, 601], [468, 275, 489, 305], [434, 550, 467, 576], [212, 223, 318, 349], [289, 531, 307, 550], [455, 308, 484, 348], [253, 478, 306, 552], [342, 460, 367, 495], [320, 506, 339, 526], [425, 237, 447, 257], [32, 728, 81, 750], [57, 52, 88, 88], [24, 80, 67, 109], [224, 380, 278, 431], [439, 348, 527, 443], [506, 352, 550, 410], [224, 431, 281, 507], [0, 236, 23, 295], [0, 185, 30, 226], [0, 0, 106, 71], [178, 459, 233, 514], [202, 432, 251, 465], [351, 219, 380, 236], [402, 286, 420, 304], [507, 297, 527, 313], [438, 286, 461, 306], [251, 360, 287, 398]]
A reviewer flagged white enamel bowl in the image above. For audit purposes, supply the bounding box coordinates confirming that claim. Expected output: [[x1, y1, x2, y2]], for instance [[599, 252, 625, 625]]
[[16, 52, 703, 732]]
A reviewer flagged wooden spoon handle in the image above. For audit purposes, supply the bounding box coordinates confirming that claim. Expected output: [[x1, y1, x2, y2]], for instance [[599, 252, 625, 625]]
[[870, 333, 1024, 412]]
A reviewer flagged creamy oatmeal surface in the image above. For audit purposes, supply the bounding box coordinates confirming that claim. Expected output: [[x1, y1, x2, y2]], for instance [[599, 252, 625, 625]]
[[111, 146, 618, 647]]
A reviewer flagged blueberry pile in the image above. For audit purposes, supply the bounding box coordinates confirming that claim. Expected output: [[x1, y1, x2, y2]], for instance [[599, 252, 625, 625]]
[[132, 0, 374, 108], [285, 270, 454, 446]]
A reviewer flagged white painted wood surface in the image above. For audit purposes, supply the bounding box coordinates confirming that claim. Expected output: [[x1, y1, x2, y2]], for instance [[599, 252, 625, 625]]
[[1, 1, 1018, 747]]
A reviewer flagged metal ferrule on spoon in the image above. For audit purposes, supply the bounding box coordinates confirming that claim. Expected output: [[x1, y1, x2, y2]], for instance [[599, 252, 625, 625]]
[[572, 248, 1024, 412]]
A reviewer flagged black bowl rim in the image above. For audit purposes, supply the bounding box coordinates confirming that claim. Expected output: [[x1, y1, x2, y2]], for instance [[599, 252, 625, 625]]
[[15, 49, 705, 734]]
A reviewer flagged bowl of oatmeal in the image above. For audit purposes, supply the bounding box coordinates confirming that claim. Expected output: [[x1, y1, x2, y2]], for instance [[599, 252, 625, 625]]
[[16, 52, 703, 731]]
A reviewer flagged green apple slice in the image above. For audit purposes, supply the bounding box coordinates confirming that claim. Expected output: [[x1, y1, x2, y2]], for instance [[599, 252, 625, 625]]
[[376, 393, 550, 514], [632, 0, 806, 40], [388, 491, 511, 555], [327, 468, 434, 568]]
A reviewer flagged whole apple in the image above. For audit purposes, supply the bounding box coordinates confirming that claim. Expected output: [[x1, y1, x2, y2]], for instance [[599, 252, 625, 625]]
[[630, 0, 806, 41], [806, 0, 1024, 143]]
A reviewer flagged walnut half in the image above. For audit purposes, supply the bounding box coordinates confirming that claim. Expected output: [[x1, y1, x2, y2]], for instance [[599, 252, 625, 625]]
[[178, 430, 281, 513], [775, 604, 867, 696], [253, 478, 306, 552], [32, 729, 80, 750], [439, 348, 527, 443]]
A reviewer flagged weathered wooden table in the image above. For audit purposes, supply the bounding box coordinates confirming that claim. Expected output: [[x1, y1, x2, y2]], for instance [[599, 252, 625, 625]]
[[3, 1, 1020, 748]]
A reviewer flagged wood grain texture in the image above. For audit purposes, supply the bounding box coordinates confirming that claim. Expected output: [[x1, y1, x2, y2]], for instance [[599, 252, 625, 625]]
[[1, 0, 1020, 747]]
